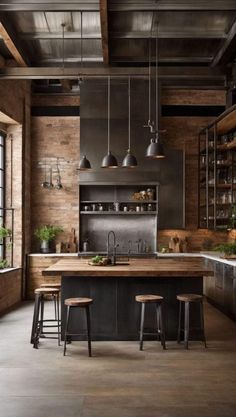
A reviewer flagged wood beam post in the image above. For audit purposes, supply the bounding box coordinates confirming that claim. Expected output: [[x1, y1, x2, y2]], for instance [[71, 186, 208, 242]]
[[0, 14, 28, 67], [99, 0, 109, 65]]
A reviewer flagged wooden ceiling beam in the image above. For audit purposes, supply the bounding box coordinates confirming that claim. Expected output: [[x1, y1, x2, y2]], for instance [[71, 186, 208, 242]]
[[211, 19, 236, 67], [0, 66, 225, 81], [99, 0, 109, 65], [0, 14, 29, 67]]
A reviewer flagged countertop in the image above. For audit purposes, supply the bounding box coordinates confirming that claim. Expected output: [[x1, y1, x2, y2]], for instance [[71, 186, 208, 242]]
[[43, 258, 213, 278], [29, 251, 236, 267]]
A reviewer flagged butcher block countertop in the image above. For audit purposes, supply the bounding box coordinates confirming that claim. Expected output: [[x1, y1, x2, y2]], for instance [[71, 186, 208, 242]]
[[43, 258, 213, 278]]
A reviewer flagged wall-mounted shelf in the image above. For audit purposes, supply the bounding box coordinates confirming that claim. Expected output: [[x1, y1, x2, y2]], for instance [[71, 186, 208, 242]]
[[80, 211, 157, 215], [198, 105, 236, 230]]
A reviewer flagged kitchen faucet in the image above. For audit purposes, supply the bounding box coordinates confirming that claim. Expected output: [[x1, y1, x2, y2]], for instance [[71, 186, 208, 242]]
[[107, 231, 119, 265]]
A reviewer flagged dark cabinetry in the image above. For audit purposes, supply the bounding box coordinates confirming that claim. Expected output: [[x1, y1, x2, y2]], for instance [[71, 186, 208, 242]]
[[204, 259, 236, 319]]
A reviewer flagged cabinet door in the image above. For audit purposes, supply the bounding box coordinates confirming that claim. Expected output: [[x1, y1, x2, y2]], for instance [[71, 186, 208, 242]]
[[223, 264, 234, 315], [204, 259, 215, 299], [214, 261, 224, 306]]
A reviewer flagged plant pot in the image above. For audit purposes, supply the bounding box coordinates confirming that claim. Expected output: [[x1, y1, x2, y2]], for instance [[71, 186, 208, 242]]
[[40, 240, 50, 254]]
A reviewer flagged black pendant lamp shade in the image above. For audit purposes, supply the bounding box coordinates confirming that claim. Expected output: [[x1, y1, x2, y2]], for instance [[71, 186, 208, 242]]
[[101, 76, 118, 168], [122, 149, 137, 168], [101, 151, 118, 169], [122, 77, 137, 168], [78, 155, 91, 170], [146, 136, 165, 159]]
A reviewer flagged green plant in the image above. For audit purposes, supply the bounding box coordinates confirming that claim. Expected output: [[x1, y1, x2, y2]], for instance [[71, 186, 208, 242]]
[[214, 242, 236, 256], [0, 225, 11, 239], [0, 259, 9, 269], [34, 225, 63, 242]]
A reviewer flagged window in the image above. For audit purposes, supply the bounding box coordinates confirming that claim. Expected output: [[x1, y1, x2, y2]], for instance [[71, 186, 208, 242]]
[[0, 131, 5, 259]]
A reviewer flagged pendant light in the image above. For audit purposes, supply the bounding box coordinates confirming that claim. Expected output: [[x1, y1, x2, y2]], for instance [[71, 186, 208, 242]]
[[146, 18, 165, 159], [101, 76, 118, 168], [122, 77, 137, 168], [78, 13, 92, 171], [143, 37, 155, 133]]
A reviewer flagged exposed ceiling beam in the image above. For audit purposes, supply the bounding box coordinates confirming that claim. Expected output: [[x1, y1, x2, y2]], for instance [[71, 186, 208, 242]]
[[109, 1, 236, 11], [111, 31, 226, 40], [18, 30, 226, 41], [0, 66, 225, 81], [211, 19, 236, 67], [99, 0, 109, 65], [19, 32, 101, 40], [0, 1, 99, 12], [0, 14, 29, 66], [112, 57, 213, 64]]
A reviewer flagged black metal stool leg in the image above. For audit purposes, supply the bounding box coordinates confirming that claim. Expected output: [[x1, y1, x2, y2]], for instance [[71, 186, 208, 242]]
[[39, 294, 45, 337], [177, 300, 182, 343], [85, 306, 92, 357], [159, 304, 166, 350], [63, 305, 70, 356], [33, 294, 41, 349], [156, 303, 161, 341], [200, 300, 207, 348], [139, 302, 145, 351], [184, 301, 190, 349], [53, 294, 57, 320], [31, 293, 40, 344], [56, 294, 61, 346]]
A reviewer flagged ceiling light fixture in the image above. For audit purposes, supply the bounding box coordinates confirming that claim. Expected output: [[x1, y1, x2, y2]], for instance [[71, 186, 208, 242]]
[[101, 76, 118, 168], [143, 36, 155, 133], [146, 17, 165, 159], [78, 13, 91, 170], [122, 77, 137, 168]]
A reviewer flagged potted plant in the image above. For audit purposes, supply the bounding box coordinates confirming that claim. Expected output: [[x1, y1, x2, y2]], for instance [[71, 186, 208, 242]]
[[0, 225, 11, 240], [214, 242, 236, 258], [0, 225, 12, 269], [34, 225, 64, 253]]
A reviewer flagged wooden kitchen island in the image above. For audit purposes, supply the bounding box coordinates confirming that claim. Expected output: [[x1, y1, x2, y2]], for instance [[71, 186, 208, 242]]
[[43, 258, 213, 341]]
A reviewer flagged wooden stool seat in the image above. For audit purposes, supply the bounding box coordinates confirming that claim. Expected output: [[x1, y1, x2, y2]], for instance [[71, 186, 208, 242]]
[[65, 297, 93, 307], [40, 283, 61, 289], [35, 287, 60, 295], [177, 294, 203, 303], [135, 294, 163, 303]]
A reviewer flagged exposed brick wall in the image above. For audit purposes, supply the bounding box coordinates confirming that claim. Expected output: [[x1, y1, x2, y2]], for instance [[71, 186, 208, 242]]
[[0, 269, 21, 314], [30, 116, 80, 251]]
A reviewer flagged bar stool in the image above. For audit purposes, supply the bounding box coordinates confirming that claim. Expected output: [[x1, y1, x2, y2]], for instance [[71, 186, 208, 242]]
[[177, 293, 206, 349], [40, 283, 61, 320], [63, 297, 93, 357], [31, 287, 61, 349], [135, 294, 166, 350]]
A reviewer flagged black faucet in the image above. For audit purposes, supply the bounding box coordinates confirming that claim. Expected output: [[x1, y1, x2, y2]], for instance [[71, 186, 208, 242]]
[[107, 230, 119, 265]]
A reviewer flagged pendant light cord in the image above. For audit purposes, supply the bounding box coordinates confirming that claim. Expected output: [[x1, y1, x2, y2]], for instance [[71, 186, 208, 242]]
[[155, 18, 159, 134], [108, 76, 110, 153], [128, 76, 131, 150], [148, 37, 151, 121], [61, 23, 65, 71], [80, 12, 83, 69]]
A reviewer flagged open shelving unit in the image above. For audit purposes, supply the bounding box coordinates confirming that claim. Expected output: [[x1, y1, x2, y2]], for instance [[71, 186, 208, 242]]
[[199, 105, 236, 230], [79, 182, 159, 253]]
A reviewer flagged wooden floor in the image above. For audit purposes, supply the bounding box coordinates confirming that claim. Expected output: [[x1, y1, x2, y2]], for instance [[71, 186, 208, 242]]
[[0, 301, 236, 417]]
